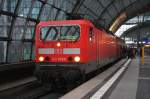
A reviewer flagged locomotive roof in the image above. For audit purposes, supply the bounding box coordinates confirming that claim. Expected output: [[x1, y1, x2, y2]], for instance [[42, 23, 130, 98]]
[[38, 20, 94, 27]]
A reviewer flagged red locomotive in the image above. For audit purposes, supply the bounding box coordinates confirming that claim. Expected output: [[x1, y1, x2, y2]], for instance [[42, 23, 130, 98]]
[[35, 20, 126, 86]]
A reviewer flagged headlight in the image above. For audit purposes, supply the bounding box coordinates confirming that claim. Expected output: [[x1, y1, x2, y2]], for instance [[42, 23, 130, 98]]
[[39, 56, 44, 62], [74, 56, 80, 62], [57, 42, 61, 47]]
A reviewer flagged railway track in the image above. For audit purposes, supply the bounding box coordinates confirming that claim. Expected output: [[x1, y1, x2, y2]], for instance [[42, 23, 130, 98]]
[[0, 76, 46, 99], [0, 76, 68, 99]]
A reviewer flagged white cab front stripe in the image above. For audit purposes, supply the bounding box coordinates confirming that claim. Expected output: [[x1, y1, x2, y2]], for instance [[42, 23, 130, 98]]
[[63, 48, 80, 54], [38, 48, 80, 54], [38, 48, 54, 54]]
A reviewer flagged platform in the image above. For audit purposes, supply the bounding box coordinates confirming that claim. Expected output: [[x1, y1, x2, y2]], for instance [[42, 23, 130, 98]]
[[60, 54, 150, 99], [60, 59, 129, 99], [106, 58, 139, 99], [104, 55, 150, 99]]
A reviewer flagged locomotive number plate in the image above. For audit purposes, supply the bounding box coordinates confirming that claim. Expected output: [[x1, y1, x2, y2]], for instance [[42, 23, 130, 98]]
[[57, 58, 66, 62]]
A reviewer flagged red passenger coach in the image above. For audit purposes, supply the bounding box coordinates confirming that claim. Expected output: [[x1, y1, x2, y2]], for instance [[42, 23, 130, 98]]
[[35, 20, 126, 84]]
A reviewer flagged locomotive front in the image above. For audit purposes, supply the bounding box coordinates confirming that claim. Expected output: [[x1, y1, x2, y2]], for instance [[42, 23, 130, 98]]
[[35, 21, 90, 86], [35, 21, 87, 66]]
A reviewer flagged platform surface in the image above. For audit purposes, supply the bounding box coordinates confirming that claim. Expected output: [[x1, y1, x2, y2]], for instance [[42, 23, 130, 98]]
[[60, 59, 127, 99], [108, 55, 150, 99], [136, 56, 150, 99]]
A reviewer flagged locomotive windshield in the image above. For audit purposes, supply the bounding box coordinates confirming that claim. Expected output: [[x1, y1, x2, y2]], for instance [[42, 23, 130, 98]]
[[40, 25, 80, 41]]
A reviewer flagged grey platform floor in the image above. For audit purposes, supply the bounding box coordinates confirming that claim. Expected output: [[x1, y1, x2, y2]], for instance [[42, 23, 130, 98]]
[[136, 56, 150, 99], [108, 56, 150, 99]]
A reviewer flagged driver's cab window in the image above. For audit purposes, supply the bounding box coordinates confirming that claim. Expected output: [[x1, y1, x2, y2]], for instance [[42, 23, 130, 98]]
[[89, 27, 93, 42]]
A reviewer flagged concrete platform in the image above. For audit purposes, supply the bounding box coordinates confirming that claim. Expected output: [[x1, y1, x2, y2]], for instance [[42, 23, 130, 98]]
[[107, 59, 139, 99], [136, 56, 150, 99], [107, 56, 150, 99], [60, 59, 128, 99], [60, 55, 150, 99]]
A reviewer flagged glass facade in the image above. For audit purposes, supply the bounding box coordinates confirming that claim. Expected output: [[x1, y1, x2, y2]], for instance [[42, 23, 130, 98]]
[[0, 15, 12, 37], [0, 41, 7, 63]]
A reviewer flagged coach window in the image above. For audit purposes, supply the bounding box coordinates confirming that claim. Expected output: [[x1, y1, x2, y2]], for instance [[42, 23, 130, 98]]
[[89, 28, 93, 42]]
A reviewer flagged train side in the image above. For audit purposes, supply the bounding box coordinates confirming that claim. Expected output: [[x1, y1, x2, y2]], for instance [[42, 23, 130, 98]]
[[35, 20, 126, 85], [84, 25, 120, 73]]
